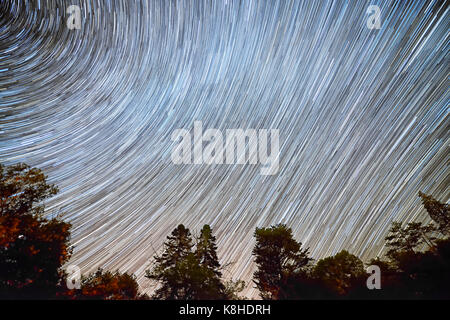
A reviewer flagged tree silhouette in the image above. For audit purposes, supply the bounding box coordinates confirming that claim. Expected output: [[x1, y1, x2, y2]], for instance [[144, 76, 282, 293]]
[[223, 279, 246, 300], [313, 250, 365, 296], [252, 224, 311, 299], [197, 225, 222, 277], [277, 270, 336, 300], [419, 191, 450, 235], [146, 224, 228, 299], [195, 224, 226, 298], [0, 163, 58, 217], [385, 221, 437, 263], [385, 192, 449, 266], [0, 163, 72, 299], [146, 224, 194, 299], [65, 268, 148, 300], [3, 161, 449, 300], [378, 192, 450, 298]]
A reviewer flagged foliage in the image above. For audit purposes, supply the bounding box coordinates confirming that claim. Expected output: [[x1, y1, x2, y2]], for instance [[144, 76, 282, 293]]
[[385, 222, 437, 262], [66, 268, 148, 300], [313, 250, 365, 296], [376, 192, 450, 299], [0, 163, 58, 217], [0, 163, 71, 299], [2, 162, 449, 299], [252, 224, 312, 299], [146, 224, 229, 299], [196, 224, 226, 298], [223, 279, 246, 300], [419, 191, 450, 235]]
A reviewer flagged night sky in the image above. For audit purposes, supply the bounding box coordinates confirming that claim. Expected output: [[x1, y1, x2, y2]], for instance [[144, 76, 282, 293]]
[[0, 0, 449, 297]]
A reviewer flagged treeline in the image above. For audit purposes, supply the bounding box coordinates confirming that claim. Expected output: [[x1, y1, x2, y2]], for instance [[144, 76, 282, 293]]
[[0, 163, 449, 299]]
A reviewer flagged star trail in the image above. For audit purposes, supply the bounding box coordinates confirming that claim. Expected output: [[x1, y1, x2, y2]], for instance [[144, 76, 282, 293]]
[[0, 0, 449, 297]]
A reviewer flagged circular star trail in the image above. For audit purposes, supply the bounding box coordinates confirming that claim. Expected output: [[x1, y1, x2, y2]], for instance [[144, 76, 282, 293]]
[[0, 0, 449, 297]]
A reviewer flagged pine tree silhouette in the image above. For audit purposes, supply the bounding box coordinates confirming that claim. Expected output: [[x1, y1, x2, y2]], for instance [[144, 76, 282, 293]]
[[195, 224, 226, 298], [146, 224, 194, 299], [197, 224, 222, 277]]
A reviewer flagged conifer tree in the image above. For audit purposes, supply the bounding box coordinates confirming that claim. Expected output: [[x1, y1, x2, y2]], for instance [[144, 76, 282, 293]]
[[197, 224, 222, 277], [146, 224, 194, 299], [419, 191, 450, 236], [195, 224, 226, 298], [147, 224, 232, 299]]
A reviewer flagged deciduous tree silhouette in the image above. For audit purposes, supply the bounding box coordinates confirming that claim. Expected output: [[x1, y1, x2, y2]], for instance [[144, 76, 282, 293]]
[[377, 192, 450, 298], [313, 250, 365, 296], [0, 163, 72, 299], [65, 268, 148, 300], [0, 163, 58, 217]]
